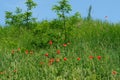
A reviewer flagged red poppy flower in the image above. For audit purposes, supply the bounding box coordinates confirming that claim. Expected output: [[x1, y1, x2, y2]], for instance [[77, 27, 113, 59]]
[[49, 58, 54, 65], [89, 56, 94, 59], [64, 57, 67, 61], [49, 40, 53, 45], [77, 57, 81, 61], [25, 50, 28, 54], [49, 58, 54, 63], [112, 71, 117, 75], [97, 56, 101, 60], [45, 53, 49, 57], [57, 50, 60, 54], [63, 44, 67, 47]]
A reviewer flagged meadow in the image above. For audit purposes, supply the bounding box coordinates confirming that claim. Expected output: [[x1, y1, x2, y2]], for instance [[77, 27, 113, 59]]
[[0, 17, 120, 80]]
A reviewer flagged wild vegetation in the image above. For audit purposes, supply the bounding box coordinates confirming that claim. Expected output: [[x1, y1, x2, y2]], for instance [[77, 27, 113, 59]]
[[0, 0, 120, 80]]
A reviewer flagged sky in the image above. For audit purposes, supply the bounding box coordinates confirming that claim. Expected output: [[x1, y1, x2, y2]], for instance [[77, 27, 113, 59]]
[[0, 0, 120, 25]]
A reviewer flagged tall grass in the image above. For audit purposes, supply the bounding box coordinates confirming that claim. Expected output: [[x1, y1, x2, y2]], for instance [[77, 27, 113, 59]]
[[0, 18, 120, 80]]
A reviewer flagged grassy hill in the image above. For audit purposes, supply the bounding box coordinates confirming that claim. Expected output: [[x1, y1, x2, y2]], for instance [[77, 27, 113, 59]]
[[0, 17, 120, 79]]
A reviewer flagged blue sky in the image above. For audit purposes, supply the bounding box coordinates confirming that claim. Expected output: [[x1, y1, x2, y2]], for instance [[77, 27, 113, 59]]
[[0, 0, 120, 25]]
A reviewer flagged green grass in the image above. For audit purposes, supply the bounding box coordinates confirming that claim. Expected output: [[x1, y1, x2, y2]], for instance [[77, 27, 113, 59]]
[[0, 19, 120, 80], [0, 42, 120, 80]]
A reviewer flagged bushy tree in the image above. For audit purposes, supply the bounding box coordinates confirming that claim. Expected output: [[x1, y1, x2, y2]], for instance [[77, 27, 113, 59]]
[[52, 0, 72, 42], [5, 0, 37, 28], [5, 7, 24, 27]]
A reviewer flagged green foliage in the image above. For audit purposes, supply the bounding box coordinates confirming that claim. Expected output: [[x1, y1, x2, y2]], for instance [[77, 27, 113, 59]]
[[31, 20, 64, 49], [31, 14, 82, 49], [1, 15, 120, 50], [0, 14, 120, 79], [5, 8, 25, 27], [1, 1, 120, 79], [52, 0, 72, 19], [5, 0, 37, 28], [66, 12, 82, 26], [25, 0, 37, 28], [25, 0, 37, 10], [52, 0, 72, 43]]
